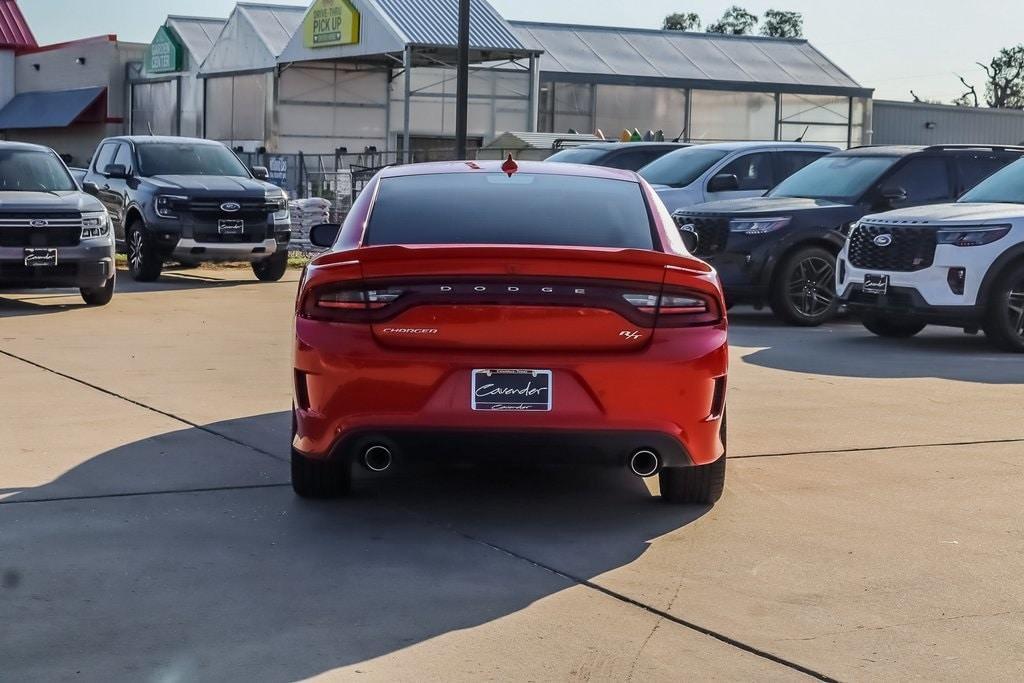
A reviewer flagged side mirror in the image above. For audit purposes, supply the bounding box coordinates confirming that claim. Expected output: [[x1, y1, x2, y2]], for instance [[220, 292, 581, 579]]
[[104, 163, 129, 180], [251, 166, 269, 181], [707, 173, 740, 193], [309, 223, 341, 248], [82, 181, 100, 196], [881, 185, 908, 204]]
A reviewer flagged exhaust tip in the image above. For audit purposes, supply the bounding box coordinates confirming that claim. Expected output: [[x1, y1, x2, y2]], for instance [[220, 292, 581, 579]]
[[362, 444, 393, 473], [629, 449, 661, 478]]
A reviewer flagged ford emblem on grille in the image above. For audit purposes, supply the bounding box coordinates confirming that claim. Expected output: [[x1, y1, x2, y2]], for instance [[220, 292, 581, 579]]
[[873, 234, 894, 247], [221, 202, 242, 213], [30, 219, 49, 228]]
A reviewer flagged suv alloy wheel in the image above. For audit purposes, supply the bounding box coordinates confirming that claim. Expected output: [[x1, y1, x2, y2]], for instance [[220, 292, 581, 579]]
[[770, 246, 840, 326], [984, 261, 1024, 352]]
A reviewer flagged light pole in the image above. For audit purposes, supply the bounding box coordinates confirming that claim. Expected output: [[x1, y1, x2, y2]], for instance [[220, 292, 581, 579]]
[[455, 0, 470, 159]]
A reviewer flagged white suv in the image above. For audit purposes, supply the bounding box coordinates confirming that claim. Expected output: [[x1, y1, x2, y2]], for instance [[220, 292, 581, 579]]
[[838, 157, 1024, 352]]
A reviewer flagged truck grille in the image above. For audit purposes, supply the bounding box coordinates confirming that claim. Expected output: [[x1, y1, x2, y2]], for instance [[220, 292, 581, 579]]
[[0, 213, 82, 247], [189, 199, 282, 221], [848, 223, 937, 272], [672, 214, 729, 256]]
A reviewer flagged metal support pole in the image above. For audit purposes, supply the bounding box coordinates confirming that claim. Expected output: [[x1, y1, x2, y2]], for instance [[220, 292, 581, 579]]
[[455, 0, 471, 158], [527, 55, 540, 132], [403, 46, 412, 163]]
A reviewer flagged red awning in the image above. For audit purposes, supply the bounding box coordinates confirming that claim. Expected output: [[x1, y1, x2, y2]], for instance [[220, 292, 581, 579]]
[[0, 0, 36, 51]]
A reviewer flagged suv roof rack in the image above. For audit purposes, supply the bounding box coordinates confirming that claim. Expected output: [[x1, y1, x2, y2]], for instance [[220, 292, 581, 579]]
[[922, 144, 1024, 153]]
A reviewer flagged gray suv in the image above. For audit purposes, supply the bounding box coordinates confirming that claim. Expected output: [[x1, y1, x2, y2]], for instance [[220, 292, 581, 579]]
[[0, 142, 115, 306]]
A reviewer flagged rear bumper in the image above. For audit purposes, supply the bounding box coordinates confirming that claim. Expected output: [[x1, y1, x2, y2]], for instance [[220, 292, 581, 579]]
[[293, 319, 728, 467], [0, 244, 114, 290]]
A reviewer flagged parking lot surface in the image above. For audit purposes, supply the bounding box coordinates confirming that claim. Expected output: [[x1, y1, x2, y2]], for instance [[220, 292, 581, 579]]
[[3, 268, 1023, 682]]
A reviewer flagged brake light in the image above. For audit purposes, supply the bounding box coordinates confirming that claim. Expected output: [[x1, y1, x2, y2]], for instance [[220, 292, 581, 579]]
[[303, 285, 404, 321], [622, 288, 721, 326]]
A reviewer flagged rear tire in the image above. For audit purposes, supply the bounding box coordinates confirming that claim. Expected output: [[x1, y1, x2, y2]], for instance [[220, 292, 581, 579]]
[[80, 274, 115, 306], [252, 250, 288, 282], [660, 410, 727, 505], [983, 261, 1024, 353], [769, 246, 839, 327], [860, 313, 926, 338], [127, 222, 163, 282], [291, 449, 351, 499]]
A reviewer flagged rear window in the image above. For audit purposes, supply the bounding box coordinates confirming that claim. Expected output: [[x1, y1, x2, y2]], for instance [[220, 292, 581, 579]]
[[365, 172, 654, 250], [545, 148, 609, 165]]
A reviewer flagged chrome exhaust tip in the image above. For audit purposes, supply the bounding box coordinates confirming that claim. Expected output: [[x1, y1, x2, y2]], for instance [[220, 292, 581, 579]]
[[629, 449, 661, 478], [362, 445, 393, 473]]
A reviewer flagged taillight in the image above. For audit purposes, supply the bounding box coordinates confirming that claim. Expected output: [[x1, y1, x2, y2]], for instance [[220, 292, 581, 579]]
[[622, 288, 721, 326], [302, 285, 404, 322]]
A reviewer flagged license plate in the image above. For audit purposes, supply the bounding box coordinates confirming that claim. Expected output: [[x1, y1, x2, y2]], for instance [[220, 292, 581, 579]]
[[472, 369, 552, 412], [863, 273, 889, 296], [218, 219, 244, 235], [24, 248, 58, 267]]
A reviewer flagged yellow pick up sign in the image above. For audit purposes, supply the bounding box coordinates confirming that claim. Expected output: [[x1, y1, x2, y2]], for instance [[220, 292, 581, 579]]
[[305, 0, 361, 48]]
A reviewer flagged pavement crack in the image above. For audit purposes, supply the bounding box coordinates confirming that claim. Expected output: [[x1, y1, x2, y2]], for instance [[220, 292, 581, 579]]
[[0, 348, 287, 464], [396, 505, 839, 682], [734, 437, 1024, 460], [0, 483, 290, 506]]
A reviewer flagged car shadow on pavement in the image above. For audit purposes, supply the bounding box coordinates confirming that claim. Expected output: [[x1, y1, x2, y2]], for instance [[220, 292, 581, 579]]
[[1, 412, 705, 680]]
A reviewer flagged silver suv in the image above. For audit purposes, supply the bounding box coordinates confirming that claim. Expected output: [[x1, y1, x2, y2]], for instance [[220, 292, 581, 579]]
[[0, 142, 115, 305]]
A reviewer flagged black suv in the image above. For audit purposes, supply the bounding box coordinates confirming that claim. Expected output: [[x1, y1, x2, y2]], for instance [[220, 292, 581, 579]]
[[82, 136, 291, 282], [546, 142, 690, 171], [673, 145, 1024, 325]]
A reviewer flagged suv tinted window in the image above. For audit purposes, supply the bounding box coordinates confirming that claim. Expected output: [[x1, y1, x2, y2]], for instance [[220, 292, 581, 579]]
[[603, 149, 669, 171], [883, 157, 952, 202], [956, 153, 1018, 192], [718, 152, 774, 191], [366, 173, 654, 250], [775, 151, 828, 182], [93, 143, 117, 173]]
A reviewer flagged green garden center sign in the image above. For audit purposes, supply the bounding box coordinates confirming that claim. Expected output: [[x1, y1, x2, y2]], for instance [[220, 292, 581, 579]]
[[146, 26, 183, 74], [304, 0, 361, 48]]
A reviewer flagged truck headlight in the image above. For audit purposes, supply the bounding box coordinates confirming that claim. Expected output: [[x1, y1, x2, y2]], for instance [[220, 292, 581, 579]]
[[155, 195, 188, 219], [80, 212, 111, 240], [271, 194, 290, 223], [729, 217, 791, 234]]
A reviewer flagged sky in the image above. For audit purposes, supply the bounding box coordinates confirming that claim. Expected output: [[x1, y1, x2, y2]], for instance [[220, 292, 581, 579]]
[[16, 0, 1024, 103]]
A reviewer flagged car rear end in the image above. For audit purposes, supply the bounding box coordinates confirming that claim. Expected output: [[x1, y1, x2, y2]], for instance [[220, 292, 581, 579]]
[[292, 162, 728, 500]]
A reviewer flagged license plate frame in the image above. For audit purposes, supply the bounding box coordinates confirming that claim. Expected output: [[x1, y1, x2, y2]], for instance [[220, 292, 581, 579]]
[[862, 273, 890, 296], [23, 248, 58, 268], [218, 219, 245, 236], [472, 369, 553, 412]]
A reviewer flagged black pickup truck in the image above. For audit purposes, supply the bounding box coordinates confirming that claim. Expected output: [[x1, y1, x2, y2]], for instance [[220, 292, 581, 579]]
[[82, 136, 291, 282]]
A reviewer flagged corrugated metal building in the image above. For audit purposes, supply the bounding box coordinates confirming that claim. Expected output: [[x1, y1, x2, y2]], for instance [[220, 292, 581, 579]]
[[0, 0, 37, 111], [873, 100, 1024, 146]]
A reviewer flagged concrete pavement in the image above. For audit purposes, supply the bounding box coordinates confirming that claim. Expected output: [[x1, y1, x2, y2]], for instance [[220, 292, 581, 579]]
[[1, 268, 1022, 681]]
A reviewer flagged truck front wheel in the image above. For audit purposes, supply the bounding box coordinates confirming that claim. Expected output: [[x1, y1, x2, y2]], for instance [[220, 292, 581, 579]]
[[252, 250, 288, 282]]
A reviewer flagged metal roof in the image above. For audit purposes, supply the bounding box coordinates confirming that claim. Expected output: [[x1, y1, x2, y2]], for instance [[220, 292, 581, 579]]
[[510, 21, 870, 97], [0, 0, 36, 50], [0, 87, 106, 129], [166, 16, 227, 66], [374, 0, 524, 50], [200, 2, 305, 76]]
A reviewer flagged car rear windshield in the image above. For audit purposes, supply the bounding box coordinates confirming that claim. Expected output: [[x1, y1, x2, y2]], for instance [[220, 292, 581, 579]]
[[769, 155, 898, 201], [545, 148, 609, 165], [639, 147, 729, 188], [365, 172, 655, 250], [0, 149, 76, 192], [959, 158, 1024, 204], [136, 143, 250, 178]]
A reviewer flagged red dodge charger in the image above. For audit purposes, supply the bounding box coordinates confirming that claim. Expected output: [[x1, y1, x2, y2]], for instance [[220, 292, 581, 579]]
[[292, 159, 729, 504]]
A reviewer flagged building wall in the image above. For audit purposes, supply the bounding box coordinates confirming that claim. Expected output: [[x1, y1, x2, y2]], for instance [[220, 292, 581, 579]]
[[873, 100, 1024, 146], [204, 72, 273, 151], [0, 50, 13, 109]]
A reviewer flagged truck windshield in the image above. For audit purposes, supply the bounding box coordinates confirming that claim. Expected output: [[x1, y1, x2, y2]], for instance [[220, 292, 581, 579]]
[[546, 148, 609, 165], [0, 149, 76, 192], [365, 172, 655, 249], [959, 159, 1024, 204], [769, 155, 898, 202], [137, 143, 250, 178], [639, 147, 729, 188]]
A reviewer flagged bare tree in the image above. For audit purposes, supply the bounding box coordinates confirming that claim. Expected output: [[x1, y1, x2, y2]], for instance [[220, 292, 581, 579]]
[[663, 12, 701, 31], [977, 45, 1024, 108], [953, 76, 980, 108]]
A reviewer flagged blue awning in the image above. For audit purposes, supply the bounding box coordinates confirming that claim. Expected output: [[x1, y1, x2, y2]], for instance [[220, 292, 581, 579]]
[[0, 86, 107, 130]]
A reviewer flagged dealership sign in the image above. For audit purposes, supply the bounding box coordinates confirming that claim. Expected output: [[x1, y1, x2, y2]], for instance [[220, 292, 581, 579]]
[[146, 26, 183, 74], [304, 0, 361, 48]]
